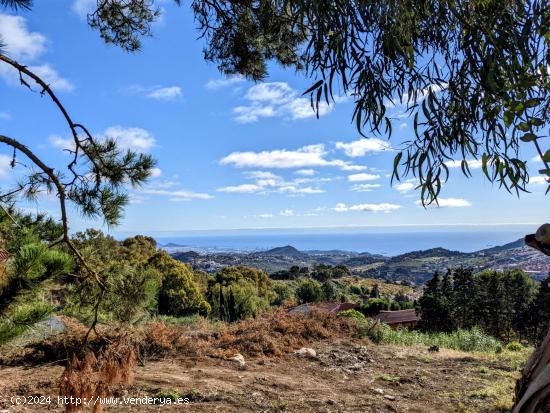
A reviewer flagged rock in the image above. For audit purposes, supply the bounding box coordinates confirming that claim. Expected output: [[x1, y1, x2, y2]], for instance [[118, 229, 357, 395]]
[[384, 395, 396, 401], [227, 353, 246, 369], [295, 347, 317, 358], [325, 399, 336, 405], [373, 388, 385, 395], [536, 224, 550, 245]]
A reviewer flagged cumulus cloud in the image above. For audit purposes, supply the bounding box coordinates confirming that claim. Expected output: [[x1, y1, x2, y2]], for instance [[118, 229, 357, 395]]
[[416, 198, 471, 208], [334, 202, 401, 213], [217, 170, 326, 195], [279, 209, 294, 216], [0, 154, 13, 178], [386, 83, 447, 108], [221, 144, 366, 171], [146, 86, 182, 101], [141, 188, 213, 201], [336, 138, 392, 157], [295, 169, 316, 176], [444, 159, 483, 169], [394, 181, 416, 194], [0, 14, 46, 60], [530, 176, 548, 185], [347, 173, 380, 182], [233, 82, 333, 123], [72, 0, 96, 18], [205, 75, 245, 90], [350, 183, 381, 192], [150, 167, 162, 178], [50, 126, 156, 153], [102, 126, 155, 152], [0, 14, 72, 91]]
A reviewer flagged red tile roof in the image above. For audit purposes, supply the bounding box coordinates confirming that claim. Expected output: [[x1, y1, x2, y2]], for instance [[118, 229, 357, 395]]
[[373, 309, 419, 325]]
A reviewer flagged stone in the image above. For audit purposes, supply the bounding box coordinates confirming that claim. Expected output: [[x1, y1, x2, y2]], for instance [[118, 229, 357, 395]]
[[295, 347, 317, 358]]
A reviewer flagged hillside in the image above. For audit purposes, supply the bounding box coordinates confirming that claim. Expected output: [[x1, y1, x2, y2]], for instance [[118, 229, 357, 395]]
[[169, 238, 550, 285]]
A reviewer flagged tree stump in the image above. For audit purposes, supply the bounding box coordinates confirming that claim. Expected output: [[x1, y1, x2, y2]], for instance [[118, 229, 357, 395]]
[[512, 231, 550, 413]]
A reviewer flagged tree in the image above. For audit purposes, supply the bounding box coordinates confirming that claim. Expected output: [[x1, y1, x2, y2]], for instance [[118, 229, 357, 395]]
[[452, 268, 476, 329], [148, 251, 210, 317], [529, 275, 550, 344], [418, 272, 453, 333], [207, 266, 272, 321]]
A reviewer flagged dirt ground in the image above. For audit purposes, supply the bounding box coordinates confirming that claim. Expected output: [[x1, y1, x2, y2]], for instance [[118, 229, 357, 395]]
[[0, 338, 523, 413]]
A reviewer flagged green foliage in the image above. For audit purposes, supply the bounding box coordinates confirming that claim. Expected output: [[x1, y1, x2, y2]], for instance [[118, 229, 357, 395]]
[[208, 266, 271, 321], [362, 319, 502, 353], [294, 277, 323, 304], [419, 268, 539, 342], [360, 298, 390, 316], [338, 309, 365, 321], [0, 224, 72, 343], [506, 342, 524, 352], [269, 280, 293, 306], [149, 251, 210, 317]]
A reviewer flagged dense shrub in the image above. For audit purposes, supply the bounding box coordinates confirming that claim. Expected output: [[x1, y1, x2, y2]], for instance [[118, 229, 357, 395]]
[[338, 309, 366, 321], [149, 252, 211, 317], [208, 266, 272, 321], [294, 278, 324, 304]]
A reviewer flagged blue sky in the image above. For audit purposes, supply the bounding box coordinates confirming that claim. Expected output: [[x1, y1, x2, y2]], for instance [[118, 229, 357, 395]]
[[0, 0, 547, 234]]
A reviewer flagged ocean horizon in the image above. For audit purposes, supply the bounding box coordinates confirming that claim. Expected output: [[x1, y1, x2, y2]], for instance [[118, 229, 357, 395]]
[[115, 224, 539, 256]]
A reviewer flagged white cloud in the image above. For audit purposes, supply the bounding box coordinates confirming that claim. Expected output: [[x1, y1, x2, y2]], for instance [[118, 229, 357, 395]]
[[218, 184, 263, 193], [233, 82, 333, 123], [72, 0, 96, 18], [146, 86, 182, 101], [347, 173, 380, 182], [29, 64, 74, 91], [0, 14, 46, 60], [102, 126, 155, 152], [336, 138, 392, 157], [50, 126, 155, 153], [0, 154, 12, 177], [142, 188, 213, 201], [334, 202, 401, 213], [150, 167, 162, 178], [351, 183, 381, 192], [279, 209, 294, 216], [49, 135, 75, 151], [530, 176, 548, 185], [221, 144, 365, 171], [394, 181, 416, 194], [0, 112, 11, 120], [532, 155, 542, 163], [257, 213, 274, 218], [399, 122, 407, 129], [416, 198, 471, 208], [386, 83, 447, 108], [218, 170, 326, 195], [444, 159, 483, 169], [295, 169, 316, 176], [205, 75, 245, 90], [0, 14, 72, 91]]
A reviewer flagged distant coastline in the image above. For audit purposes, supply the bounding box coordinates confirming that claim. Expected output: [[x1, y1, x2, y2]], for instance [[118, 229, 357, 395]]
[[121, 225, 539, 256]]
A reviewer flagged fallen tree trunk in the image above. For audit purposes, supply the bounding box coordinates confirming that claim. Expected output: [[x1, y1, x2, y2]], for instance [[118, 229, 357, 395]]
[[512, 232, 550, 413]]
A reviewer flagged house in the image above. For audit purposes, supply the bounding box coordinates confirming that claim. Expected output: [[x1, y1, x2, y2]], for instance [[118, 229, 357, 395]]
[[288, 302, 360, 315], [373, 308, 419, 329]]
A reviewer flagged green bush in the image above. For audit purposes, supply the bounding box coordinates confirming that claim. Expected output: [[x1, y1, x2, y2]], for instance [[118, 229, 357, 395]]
[[149, 252, 211, 317], [338, 309, 366, 321], [506, 341, 523, 352], [294, 277, 323, 304], [360, 321, 502, 353], [208, 266, 272, 321]]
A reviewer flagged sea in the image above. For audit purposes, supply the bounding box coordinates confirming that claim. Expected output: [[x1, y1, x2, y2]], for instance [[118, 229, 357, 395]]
[[116, 224, 539, 256]]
